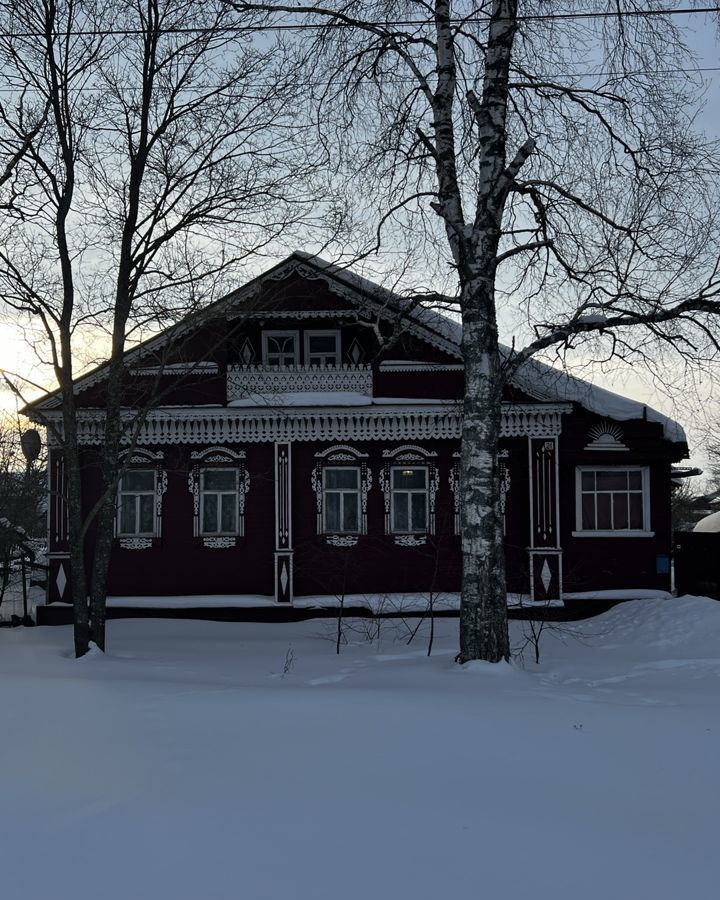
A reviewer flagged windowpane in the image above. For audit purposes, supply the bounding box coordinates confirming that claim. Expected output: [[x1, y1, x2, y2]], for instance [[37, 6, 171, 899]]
[[139, 495, 154, 533], [221, 494, 237, 533], [325, 468, 359, 489], [203, 469, 236, 491], [342, 492, 359, 532], [629, 494, 644, 529], [120, 495, 136, 534], [411, 493, 427, 531], [393, 496, 409, 532], [578, 468, 648, 532], [597, 471, 628, 491], [596, 493, 612, 529], [309, 335, 337, 353], [324, 492, 341, 532], [392, 468, 427, 489], [612, 493, 629, 530], [122, 470, 155, 491], [202, 494, 218, 533], [581, 494, 596, 530]]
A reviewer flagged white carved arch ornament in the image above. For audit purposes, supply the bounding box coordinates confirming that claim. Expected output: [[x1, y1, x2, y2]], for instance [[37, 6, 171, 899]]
[[311, 444, 372, 541], [379, 445, 439, 537], [187, 446, 250, 546], [115, 448, 167, 549]]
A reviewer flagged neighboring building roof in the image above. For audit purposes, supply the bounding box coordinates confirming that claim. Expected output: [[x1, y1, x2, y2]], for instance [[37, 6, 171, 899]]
[[693, 511, 720, 533], [23, 251, 687, 444]]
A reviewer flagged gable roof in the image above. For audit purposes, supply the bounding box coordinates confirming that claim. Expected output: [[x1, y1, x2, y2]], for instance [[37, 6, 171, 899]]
[[23, 251, 686, 443]]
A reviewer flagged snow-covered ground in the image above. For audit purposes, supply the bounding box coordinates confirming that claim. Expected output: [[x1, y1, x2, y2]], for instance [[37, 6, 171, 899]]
[[1, 596, 719, 900]]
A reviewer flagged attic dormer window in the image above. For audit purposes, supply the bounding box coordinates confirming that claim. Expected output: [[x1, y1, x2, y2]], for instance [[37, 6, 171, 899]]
[[263, 331, 299, 367], [305, 330, 340, 367]]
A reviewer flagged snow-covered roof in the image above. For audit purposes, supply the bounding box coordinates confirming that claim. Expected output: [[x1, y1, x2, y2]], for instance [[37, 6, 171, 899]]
[[292, 254, 686, 443], [693, 512, 720, 533], [23, 251, 687, 444]]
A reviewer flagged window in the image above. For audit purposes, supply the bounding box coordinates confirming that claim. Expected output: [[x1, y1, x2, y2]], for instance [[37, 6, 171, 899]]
[[323, 467, 360, 533], [118, 470, 156, 536], [575, 467, 651, 535], [262, 331, 299, 367], [200, 469, 240, 535], [391, 467, 428, 533], [305, 330, 340, 367]]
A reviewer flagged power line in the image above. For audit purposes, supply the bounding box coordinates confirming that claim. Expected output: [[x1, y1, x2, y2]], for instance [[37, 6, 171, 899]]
[[0, 5, 717, 38]]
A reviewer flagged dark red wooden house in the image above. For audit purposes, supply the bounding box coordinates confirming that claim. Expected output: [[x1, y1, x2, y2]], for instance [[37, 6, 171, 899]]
[[27, 253, 688, 616]]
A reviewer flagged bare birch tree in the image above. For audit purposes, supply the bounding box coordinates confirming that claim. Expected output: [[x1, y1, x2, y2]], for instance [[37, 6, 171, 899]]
[[231, 0, 720, 662], [0, 0, 321, 655]]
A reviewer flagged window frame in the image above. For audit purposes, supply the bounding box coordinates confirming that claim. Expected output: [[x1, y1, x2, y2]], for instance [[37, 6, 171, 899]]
[[262, 330, 300, 367], [116, 468, 157, 537], [304, 329, 341, 367], [199, 467, 241, 537], [390, 465, 429, 534], [322, 466, 361, 534], [574, 465, 653, 537]]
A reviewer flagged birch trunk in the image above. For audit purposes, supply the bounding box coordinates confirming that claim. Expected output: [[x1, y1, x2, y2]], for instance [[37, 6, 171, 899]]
[[457, 279, 509, 663]]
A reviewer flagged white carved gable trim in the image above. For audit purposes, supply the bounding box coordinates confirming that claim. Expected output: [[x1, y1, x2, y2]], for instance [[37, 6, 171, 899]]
[[44, 402, 571, 446]]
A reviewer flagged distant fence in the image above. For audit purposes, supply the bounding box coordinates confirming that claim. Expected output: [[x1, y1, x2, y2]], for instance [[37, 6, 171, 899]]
[[674, 532, 720, 598]]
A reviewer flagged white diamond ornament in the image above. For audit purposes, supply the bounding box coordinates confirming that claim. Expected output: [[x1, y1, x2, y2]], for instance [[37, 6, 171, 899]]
[[280, 560, 289, 594], [540, 559, 552, 593], [56, 562, 67, 600]]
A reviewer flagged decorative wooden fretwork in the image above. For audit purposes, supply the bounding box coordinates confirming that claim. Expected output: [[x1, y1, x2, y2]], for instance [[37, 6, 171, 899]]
[[227, 364, 372, 400], [311, 444, 372, 535], [380, 445, 439, 535], [584, 420, 628, 451], [326, 534, 358, 548], [394, 534, 427, 547], [119, 538, 153, 550], [45, 402, 572, 447], [187, 447, 250, 538]]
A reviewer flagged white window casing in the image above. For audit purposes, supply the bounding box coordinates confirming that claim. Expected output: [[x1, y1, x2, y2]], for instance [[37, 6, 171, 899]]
[[187, 447, 250, 546], [311, 445, 371, 542], [115, 450, 167, 547], [262, 330, 300, 367], [574, 465, 653, 537], [379, 445, 439, 540], [304, 330, 341, 367]]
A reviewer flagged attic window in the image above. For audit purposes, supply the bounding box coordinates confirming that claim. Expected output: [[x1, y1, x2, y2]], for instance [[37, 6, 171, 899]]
[[305, 330, 340, 367], [263, 331, 299, 367]]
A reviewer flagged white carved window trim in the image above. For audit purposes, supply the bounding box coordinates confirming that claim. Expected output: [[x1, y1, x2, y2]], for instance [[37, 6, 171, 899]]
[[188, 447, 250, 545], [380, 445, 438, 537], [573, 465, 653, 537], [311, 445, 371, 540], [262, 330, 299, 367], [304, 329, 341, 367], [115, 449, 166, 546]]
